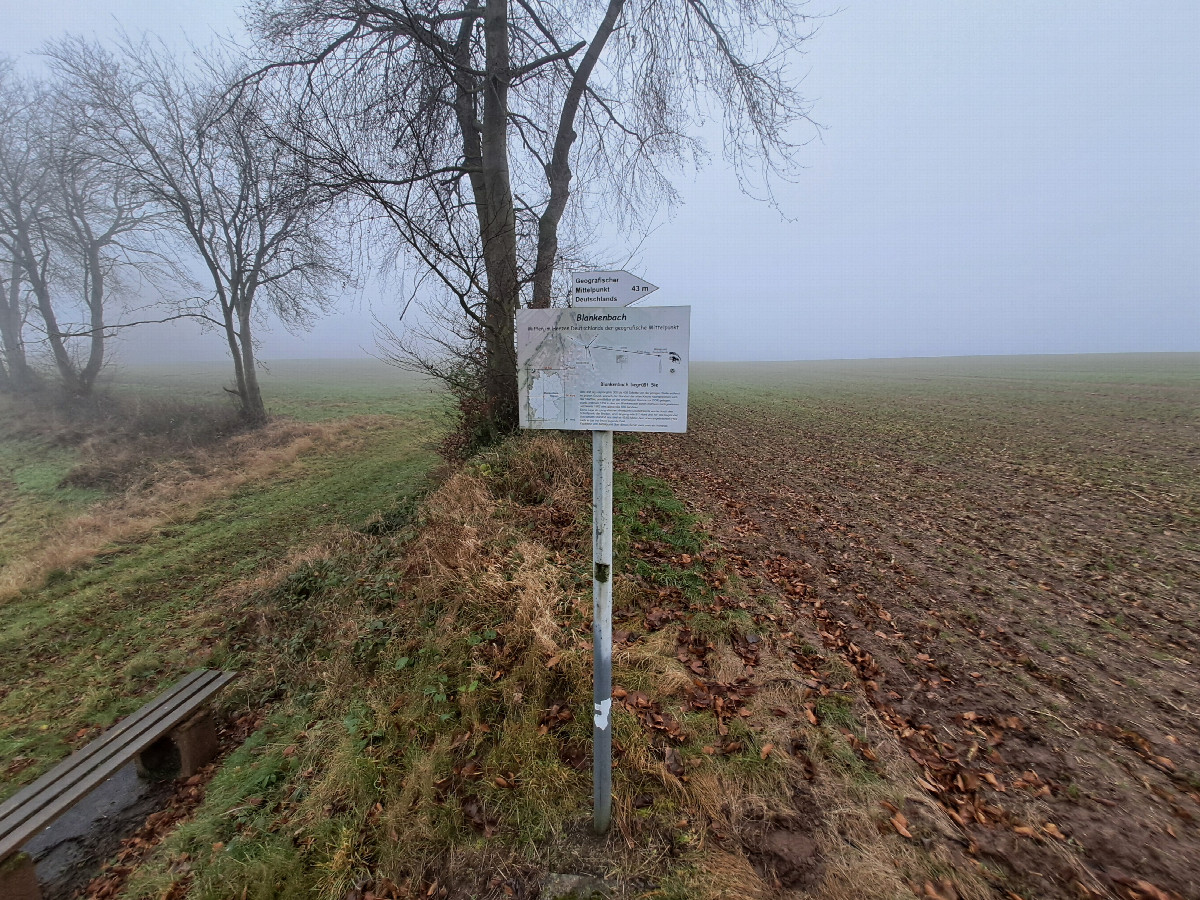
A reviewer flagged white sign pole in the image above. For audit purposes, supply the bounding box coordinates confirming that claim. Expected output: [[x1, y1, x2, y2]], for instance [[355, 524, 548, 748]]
[[592, 429, 614, 834]]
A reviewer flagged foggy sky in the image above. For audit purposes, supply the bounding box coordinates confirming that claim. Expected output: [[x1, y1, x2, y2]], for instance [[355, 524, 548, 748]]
[[4, 1, 1197, 364]]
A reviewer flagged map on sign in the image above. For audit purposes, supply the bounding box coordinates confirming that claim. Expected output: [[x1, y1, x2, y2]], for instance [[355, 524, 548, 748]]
[[517, 306, 690, 433], [569, 270, 659, 306]]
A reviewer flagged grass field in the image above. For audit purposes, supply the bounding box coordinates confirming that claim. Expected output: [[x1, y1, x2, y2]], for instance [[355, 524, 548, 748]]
[[1, 353, 1196, 900], [1, 361, 445, 791], [105, 359, 446, 421]]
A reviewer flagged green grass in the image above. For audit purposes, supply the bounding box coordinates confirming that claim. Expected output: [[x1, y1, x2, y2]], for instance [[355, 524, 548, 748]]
[[0, 362, 445, 796], [105, 359, 446, 422], [0, 436, 106, 569]]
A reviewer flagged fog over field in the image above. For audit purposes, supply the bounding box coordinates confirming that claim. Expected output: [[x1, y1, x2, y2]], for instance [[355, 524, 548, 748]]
[[2, 4, 1197, 896], [4, 0, 1197, 365]]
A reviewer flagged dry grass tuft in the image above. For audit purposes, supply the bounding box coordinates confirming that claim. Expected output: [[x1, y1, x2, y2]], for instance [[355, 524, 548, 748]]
[[0, 418, 361, 601], [797, 700, 995, 900], [405, 471, 498, 578], [686, 848, 774, 900], [614, 628, 693, 699], [492, 432, 586, 511], [506, 540, 567, 656]]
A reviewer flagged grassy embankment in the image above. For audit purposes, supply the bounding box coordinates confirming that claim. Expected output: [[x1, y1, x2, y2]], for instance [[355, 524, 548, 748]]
[[106, 427, 955, 900], [0, 361, 445, 791], [3, 357, 970, 900], [6, 353, 1192, 899]]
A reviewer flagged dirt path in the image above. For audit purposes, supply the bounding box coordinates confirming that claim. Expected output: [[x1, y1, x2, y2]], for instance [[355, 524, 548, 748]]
[[625, 386, 1199, 900]]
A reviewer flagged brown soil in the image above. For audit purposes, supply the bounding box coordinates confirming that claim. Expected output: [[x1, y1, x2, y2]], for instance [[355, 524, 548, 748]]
[[625, 377, 1199, 900]]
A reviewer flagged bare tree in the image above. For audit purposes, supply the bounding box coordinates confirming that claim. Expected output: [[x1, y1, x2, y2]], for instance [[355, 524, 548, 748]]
[[49, 37, 346, 424], [0, 61, 32, 393], [44, 93, 160, 395], [248, 0, 816, 438], [0, 62, 164, 397], [0, 64, 52, 394]]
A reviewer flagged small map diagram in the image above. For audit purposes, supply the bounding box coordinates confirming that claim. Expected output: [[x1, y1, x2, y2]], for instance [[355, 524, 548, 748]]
[[527, 370, 566, 423]]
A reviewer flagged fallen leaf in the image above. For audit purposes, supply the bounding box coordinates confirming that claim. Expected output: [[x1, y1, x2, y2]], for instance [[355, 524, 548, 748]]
[[1129, 879, 1174, 900], [923, 879, 958, 900], [664, 747, 685, 777], [891, 813, 913, 839], [1041, 822, 1066, 841]]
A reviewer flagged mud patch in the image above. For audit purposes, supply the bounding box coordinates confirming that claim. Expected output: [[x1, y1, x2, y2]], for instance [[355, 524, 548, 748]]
[[752, 827, 823, 890], [22, 761, 172, 899]]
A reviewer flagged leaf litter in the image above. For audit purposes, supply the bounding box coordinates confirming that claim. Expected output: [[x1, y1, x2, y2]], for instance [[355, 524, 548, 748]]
[[625, 366, 1199, 900]]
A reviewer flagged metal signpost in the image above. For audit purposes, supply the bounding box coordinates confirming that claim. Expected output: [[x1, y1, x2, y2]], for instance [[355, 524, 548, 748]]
[[591, 428, 614, 832], [516, 291, 688, 834]]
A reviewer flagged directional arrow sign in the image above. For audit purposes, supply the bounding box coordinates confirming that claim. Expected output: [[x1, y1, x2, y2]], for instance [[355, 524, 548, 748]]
[[570, 270, 659, 306]]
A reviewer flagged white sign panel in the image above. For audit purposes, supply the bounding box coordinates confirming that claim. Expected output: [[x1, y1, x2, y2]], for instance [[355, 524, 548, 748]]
[[570, 270, 659, 306], [517, 306, 689, 433]]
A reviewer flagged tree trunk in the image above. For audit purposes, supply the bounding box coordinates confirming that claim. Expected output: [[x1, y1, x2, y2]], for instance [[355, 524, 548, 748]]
[[480, 0, 520, 434], [236, 301, 267, 425], [0, 258, 34, 392], [221, 297, 250, 413], [23, 242, 84, 395], [531, 0, 627, 309], [78, 243, 105, 393]]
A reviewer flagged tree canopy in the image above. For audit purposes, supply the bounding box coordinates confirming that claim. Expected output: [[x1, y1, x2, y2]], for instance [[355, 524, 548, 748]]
[[248, 0, 817, 436]]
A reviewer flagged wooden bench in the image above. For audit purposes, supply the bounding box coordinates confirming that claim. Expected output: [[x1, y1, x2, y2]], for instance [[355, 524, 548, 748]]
[[0, 668, 237, 900]]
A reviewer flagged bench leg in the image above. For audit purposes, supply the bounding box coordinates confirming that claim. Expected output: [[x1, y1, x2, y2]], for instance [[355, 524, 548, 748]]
[[0, 851, 41, 900], [170, 710, 220, 777], [135, 710, 221, 780]]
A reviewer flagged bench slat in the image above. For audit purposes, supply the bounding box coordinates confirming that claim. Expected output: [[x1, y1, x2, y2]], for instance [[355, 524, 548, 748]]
[[0, 669, 235, 858], [0, 670, 210, 824], [0, 669, 235, 860], [0, 670, 217, 822]]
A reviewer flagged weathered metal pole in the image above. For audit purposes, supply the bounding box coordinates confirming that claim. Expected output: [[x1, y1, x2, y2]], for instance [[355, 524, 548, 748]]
[[592, 429, 614, 834]]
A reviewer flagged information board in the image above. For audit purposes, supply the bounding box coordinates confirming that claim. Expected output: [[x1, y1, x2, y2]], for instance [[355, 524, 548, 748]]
[[516, 306, 690, 433]]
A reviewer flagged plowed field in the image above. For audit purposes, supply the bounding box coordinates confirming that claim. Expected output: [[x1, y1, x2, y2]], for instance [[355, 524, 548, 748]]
[[626, 355, 1199, 900]]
